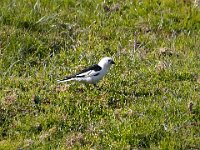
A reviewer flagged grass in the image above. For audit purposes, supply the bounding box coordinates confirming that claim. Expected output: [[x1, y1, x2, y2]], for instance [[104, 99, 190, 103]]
[[0, 0, 200, 149]]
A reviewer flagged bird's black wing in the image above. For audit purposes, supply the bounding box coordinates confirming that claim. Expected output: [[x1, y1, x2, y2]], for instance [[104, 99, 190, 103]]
[[76, 64, 101, 75], [61, 64, 102, 81], [75, 64, 102, 77]]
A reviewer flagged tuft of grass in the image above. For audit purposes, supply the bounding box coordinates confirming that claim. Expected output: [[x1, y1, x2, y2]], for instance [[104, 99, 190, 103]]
[[0, 0, 200, 149]]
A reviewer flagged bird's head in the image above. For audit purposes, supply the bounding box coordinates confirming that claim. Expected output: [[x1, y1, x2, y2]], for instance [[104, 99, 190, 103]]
[[98, 57, 115, 68]]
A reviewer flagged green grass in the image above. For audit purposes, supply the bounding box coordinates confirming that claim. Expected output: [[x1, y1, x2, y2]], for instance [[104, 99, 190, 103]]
[[0, 0, 200, 149]]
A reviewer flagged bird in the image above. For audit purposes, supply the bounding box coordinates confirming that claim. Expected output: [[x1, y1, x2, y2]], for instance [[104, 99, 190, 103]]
[[57, 57, 115, 86]]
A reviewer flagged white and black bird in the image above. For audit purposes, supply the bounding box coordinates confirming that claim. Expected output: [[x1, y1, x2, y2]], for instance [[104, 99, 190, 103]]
[[57, 57, 115, 86]]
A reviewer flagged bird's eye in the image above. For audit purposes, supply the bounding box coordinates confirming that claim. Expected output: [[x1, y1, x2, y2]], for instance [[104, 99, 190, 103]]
[[107, 59, 115, 64], [108, 60, 112, 63]]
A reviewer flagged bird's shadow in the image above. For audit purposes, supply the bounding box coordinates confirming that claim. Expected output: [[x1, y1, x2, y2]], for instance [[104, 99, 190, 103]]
[[96, 86, 162, 108], [98, 86, 162, 97], [71, 83, 162, 100]]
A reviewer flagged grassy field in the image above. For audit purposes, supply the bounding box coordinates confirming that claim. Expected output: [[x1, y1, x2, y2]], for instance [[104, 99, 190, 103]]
[[0, 0, 200, 149]]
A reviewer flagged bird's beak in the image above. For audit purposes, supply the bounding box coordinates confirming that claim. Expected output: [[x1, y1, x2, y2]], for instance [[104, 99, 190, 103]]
[[111, 60, 115, 64]]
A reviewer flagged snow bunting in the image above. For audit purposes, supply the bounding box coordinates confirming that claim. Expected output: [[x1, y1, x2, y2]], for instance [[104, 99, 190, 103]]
[[57, 57, 115, 86]]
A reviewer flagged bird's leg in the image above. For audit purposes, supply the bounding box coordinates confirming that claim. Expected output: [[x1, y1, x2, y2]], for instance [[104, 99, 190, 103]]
[[85, 83, 91, 90], [93, 83, 103, 91]]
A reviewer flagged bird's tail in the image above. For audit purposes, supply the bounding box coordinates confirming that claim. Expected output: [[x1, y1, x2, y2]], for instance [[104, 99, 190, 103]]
[[57, 78, 75, 83]]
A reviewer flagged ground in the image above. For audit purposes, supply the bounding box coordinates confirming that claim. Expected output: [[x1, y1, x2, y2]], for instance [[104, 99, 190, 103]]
[[0, 0, 200, 149]]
